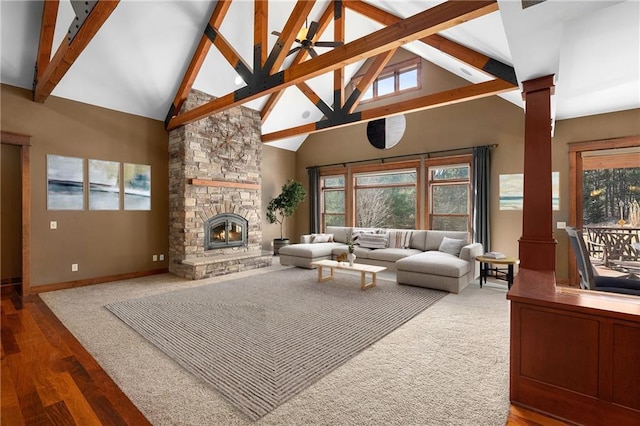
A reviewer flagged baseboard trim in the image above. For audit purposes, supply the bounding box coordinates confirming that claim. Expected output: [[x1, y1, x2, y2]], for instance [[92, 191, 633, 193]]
[[30, 269, 169, 294]]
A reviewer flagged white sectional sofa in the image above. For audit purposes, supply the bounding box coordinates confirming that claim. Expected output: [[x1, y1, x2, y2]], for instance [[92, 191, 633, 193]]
[[278, 225, 483, 293]]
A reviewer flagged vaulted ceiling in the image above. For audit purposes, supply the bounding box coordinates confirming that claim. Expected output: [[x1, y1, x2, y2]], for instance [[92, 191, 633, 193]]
[[1, 0, 638, 151]]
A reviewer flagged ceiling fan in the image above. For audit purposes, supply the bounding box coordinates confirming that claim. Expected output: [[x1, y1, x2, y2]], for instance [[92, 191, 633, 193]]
[[272, 20, 344, 58]]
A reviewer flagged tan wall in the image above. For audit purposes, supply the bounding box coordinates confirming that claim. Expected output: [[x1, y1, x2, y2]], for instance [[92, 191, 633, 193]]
[[1, 143, 22, 281], [1, 84, 169, 288], [261, 145, 297, 251]]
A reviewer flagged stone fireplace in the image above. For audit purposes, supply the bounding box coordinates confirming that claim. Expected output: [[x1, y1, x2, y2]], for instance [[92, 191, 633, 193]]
[[168, 90, 272, 279]]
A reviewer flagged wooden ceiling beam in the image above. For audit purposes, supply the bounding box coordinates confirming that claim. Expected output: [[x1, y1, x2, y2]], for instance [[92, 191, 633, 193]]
[[254, 0, 268, 69], [169, 0, 498, 130], [261, 78, 516, 142], [33, 0, 119, 103], [211, 30, 253, 83], [261, 2, 334, 122], [36, 0, 59, 82], [296, 82, 333, 117], [165, 0, 232, 126], [344, 48, 396, 114], [344, 0, 517, 85], [333, 0, 345, 109], [263, 0, 316, 75]]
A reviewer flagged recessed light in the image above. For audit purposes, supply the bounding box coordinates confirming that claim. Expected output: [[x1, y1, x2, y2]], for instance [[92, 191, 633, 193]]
[[234, 76, 244, 86], [301, 111, 310, 119], [460, 68, 472, 76]]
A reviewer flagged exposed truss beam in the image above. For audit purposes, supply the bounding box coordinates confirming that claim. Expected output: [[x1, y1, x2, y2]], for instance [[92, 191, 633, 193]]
[[33, 0, 118, 103], [263, 0, 316, 75], [260, 2, 334, 122], [261, 79, 516, 142], [165, 0, 232, 126], [344, 0, 517, 85], [210, 29, 253, 83], [296, 82, 333, 117], [344, 48, 396, 114], [36, 0, 59, 83], [254, 0, 268, 69], [333, 0, 345, 109], [168, 0, 499, 130]]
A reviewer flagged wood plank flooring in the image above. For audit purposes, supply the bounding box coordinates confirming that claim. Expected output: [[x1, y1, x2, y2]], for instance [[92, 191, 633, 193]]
[[1, 284, 570, 425], [1, 286, 150, 425]]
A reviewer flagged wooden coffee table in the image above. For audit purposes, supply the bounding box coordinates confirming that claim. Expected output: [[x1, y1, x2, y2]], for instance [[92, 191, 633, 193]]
[[475, 255, 520, 289], [311, 260, 386, 290]]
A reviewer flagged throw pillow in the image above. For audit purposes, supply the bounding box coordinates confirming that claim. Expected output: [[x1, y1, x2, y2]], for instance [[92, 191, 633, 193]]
[[388, 230, 413, 249], [350, 229, 376, 245], [358, 233, 389, 249], [311, 234, 334, 243], [438, 237, 466, 257]]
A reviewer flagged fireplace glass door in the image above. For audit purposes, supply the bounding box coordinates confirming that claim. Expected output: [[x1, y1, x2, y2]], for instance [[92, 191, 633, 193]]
[[205, 214, 248, 249]]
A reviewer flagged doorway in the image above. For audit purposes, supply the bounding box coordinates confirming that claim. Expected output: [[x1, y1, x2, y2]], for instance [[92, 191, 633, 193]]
[[1, 131, 31, 296], [569, 136, 640, 285]]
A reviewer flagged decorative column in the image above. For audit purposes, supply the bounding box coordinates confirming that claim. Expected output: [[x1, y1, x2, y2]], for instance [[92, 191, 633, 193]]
[[518, 75, 556, 271]]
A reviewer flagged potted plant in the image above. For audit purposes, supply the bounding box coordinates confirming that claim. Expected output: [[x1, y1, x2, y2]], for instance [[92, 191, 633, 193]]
[[347, 239, 356, 266], [266, 179, 306, 255]]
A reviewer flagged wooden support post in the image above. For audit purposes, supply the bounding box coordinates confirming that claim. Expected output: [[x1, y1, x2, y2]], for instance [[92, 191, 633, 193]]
[[518, 75, 556, 271]]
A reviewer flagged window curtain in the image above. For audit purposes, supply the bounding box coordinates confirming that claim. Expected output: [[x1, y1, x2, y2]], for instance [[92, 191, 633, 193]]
[[307, 167, 320, 234], [472, 146, 491, 252]]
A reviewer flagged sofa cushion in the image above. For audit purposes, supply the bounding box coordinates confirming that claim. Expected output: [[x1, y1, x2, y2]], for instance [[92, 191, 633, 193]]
[[359, 233, 389, 249], [326, 226, 351, 243], [350, 228, 379, 244], [388, 230, 413, 249], [409, 230, 428, 251], [368, 248, 423, 263], [438, 236, 466, 257], [311, 233, 334, 243], [396, 251, 470, 278], [425, 230, 469, 251], [279, 242, 344, 258]]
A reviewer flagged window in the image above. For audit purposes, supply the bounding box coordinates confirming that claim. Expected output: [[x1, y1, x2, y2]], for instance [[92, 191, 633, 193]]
[[428, 164, 470, 232], [321, 175, 345, 229], [355, 170, 417, 229], [355, 58, 421, 102]]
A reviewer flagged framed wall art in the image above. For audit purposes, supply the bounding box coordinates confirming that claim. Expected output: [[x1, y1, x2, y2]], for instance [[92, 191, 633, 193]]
[[89, 159, 120, 210], [124, 163, 151, 210], [47, 154, 84, 210]]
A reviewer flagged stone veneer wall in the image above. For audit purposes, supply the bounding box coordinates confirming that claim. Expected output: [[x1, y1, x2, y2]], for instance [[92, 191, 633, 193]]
[[168, 90, 271, 279]]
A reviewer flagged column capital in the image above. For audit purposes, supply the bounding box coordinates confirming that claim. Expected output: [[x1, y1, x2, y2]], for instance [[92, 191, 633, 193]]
[[522, 74, 555, 99]]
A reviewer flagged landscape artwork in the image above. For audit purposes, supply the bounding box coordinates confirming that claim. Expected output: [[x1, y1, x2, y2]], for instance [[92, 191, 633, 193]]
[[89, 159, 120, 210], [47, 155, 84, 210], [500, 172, 560, 210], [124, 163, 151, 210]]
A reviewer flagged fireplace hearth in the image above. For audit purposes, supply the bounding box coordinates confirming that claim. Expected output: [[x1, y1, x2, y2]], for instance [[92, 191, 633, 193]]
[[205, 213, 247, 250]]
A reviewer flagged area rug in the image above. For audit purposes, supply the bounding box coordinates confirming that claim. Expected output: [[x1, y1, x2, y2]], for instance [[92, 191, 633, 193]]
[[105, 268, 446, 420]]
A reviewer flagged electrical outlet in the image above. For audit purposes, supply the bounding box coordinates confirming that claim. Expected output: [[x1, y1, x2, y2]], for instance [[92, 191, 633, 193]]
[[557, 221, 566, 229], [153, 255, 158, 262], [159, 254, 165, 261], [71, 264, 78, 272], [50, 221, 57, 230]]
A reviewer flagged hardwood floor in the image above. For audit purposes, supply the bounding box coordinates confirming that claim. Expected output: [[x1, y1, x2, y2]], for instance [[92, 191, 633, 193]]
[[1, 284, 570, 425], [1, 285, 150, 425]]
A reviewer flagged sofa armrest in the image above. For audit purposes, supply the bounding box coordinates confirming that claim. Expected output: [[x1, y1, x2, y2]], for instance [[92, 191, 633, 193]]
[[459, 243, 483, 261]]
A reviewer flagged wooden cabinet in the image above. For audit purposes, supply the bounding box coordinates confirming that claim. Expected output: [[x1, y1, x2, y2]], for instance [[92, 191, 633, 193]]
[[508, 269, 640, 425]]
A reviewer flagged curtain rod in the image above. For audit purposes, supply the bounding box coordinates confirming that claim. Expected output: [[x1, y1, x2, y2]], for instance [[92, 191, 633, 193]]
[[306, 144, 498, 170]]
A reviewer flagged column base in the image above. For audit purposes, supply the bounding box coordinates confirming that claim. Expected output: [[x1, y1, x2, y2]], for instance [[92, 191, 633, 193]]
[[518, 238, 557, 271]]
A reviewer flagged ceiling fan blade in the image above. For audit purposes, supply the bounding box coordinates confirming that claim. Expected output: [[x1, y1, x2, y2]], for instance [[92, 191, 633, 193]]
[[309, 48, 319, 58], [314, 41, 344, 48], [271, 30, 281, 36], [287, 46, 302, 56], [306, 21, 319, 40]]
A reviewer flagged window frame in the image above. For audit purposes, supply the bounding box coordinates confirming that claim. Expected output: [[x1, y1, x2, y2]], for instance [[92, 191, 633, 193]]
[[320, 174, 346, 229], [352, 58, 422, 104], [427, 162, 472, 232]]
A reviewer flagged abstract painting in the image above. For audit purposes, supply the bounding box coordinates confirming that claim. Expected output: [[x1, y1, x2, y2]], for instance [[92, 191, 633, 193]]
[[89, 159, 120, 210], [47, 155, 84, 210], [124, 163, 151, 210], [500, 172, 559, 210]]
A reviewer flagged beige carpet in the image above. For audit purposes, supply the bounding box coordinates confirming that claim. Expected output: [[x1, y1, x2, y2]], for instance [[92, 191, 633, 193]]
[[41, 262, 511, 425]]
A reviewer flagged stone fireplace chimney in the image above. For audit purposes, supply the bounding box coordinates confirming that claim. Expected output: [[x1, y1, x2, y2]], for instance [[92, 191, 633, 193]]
[[168, 90, 271, 279]]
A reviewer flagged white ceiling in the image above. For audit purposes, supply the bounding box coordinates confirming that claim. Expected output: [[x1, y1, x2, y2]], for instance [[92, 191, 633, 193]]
[[1, 0, 639, 151]]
